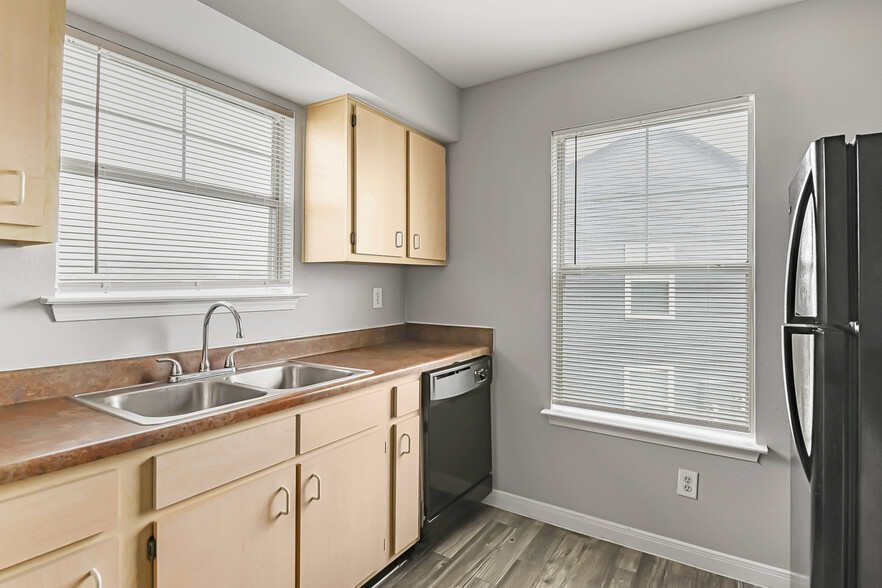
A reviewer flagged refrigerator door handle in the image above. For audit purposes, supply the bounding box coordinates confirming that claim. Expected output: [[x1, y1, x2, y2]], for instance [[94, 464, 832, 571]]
[[782, 324, 816, 480], [785, 171, 817, 324]]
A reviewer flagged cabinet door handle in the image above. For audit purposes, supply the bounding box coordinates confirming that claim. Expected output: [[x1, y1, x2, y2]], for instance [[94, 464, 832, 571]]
[[400, 433, 412, 456], [413, 234, 420, 250], [308, 474, 322, 502], [88, 568, 103, 588], [395, 231, 404, 248], [0, 169, 25, 206], [279, 485, 291, 516]]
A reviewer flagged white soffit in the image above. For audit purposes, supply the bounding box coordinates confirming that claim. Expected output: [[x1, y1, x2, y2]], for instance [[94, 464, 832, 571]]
[[65, 0, 366, 108], [336, 0, 804, 88]]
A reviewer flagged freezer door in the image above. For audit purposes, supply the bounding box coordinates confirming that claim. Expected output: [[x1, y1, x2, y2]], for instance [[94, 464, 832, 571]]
[[785, 137, 852, 326], [782, 325, 815, 478], [782, 324, 852, 586]]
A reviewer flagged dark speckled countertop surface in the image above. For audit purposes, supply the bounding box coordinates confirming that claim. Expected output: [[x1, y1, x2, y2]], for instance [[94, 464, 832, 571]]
[[0, 339, 490, 485]]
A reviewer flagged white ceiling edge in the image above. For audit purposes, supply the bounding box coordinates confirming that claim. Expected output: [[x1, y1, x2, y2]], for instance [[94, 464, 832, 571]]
[[65, 0, 460, 142], [337, 0, 805, 88]]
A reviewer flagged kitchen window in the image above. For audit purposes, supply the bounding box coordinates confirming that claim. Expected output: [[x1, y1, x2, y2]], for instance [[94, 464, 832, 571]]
[[43, 33, 298, 321], [543, 97, 767, 461]]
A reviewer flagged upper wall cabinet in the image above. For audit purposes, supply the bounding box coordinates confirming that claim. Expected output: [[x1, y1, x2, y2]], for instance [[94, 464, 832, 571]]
[[407, 131, 446, 262], [0, 0, 64, 245], [303, 95, 447, 265]]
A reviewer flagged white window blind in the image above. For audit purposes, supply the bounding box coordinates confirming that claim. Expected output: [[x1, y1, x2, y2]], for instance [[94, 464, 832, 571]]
[[56, 36, 295, 296], [551, 98, 754, 433]]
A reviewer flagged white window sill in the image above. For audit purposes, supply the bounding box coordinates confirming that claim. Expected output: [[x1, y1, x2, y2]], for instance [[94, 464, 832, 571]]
[[541, 406, 768, 462], [40, 292, 308, 322]]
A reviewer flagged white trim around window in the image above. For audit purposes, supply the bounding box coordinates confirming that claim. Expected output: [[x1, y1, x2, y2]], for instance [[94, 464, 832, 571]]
[[40, 291, 307, 322], [541, 405, 768, 462]]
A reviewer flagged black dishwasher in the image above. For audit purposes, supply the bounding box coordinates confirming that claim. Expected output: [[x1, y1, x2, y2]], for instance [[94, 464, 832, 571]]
[[421, 355, 492, 544]]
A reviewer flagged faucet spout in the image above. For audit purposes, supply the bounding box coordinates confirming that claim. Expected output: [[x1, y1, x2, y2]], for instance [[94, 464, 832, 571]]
[[201, 301, 244, 372]]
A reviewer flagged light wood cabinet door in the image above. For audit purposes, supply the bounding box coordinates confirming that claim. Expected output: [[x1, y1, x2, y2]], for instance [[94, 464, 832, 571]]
[[407, 132, 446, 262], [392, 414, 421, 554], [353, 103, 407, 258], [0, 0, 64, 243], [0, 537, 118, 588], [298, 430, 388, 588], [154, 465, 296, 588]]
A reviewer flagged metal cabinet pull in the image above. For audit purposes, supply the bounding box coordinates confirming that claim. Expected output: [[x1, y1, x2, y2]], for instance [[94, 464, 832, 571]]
[[88, 568, 103, 588], [0, 170, 26, 206], [400, 433, 412, 456], [279, 485, 291, 516], [308, 474, 322, 502], [395, 231, 404, 248], [413, 234, 421, 250]]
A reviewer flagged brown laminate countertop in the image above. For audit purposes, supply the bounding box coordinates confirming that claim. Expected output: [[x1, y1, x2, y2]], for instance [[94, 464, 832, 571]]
[[0, 339, 490, 486]]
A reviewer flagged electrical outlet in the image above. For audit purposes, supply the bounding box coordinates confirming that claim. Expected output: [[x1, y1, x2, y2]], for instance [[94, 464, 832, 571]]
[[677, 469, 699, 499], [372, 287, 383, 309]]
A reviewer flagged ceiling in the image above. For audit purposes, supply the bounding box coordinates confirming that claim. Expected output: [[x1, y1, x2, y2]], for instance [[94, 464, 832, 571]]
[[336, 0, 803, 88]]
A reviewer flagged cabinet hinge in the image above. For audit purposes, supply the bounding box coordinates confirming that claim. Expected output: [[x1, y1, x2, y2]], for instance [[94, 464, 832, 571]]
[[351, 114, 356, 127], [146, 536, 157, 562], [350, 232, 356, 245]]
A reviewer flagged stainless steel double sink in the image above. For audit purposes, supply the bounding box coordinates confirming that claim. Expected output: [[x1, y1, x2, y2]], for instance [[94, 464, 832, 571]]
[[72, 361, 373, 426]]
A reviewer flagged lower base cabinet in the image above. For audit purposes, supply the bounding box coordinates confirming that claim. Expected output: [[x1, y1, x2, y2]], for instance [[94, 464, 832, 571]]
[[153, 465, 296, 587], [392, 414, 421, 554], [0, 538, 118, 588], [298, 430, 388, 588], [0, 378, 427, 588]]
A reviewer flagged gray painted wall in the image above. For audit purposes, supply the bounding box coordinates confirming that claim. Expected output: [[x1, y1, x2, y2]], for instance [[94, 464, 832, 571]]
[[406, 0, 882, 569]]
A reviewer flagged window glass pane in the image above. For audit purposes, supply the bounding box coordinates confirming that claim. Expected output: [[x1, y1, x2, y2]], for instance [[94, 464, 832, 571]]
[[552, 99, 753, 432]]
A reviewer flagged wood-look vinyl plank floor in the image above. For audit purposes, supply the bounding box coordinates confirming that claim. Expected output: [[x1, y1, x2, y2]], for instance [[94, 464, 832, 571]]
[[379, 506, 760, 588]]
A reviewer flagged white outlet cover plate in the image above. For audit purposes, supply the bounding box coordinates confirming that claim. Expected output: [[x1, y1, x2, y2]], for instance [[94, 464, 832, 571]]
[[677, 468, 699, 499], [372, 287, 383, 309]]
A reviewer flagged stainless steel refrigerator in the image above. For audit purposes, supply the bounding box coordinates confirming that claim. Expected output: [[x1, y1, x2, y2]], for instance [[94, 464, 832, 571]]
[[783, 134, 882, 586]]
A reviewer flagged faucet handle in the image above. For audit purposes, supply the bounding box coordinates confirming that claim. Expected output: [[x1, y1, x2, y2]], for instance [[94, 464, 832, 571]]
[[156, 358, 183, 379], [224, 348, 246, 370]]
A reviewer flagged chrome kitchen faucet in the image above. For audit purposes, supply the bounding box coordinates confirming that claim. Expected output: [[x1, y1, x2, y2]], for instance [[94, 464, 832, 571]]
[[156, 301, 245, 383]]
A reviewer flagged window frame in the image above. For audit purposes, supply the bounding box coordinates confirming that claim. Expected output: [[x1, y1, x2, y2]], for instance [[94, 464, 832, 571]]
[[42, 27, 305, 322], [542, 96, 767, 461]]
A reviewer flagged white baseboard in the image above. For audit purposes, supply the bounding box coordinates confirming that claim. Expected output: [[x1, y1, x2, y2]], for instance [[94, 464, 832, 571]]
[[483, 490, 806, 588]]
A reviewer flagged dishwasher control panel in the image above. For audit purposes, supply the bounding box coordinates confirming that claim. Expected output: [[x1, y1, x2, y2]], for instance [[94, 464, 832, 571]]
[[426, 356, 492, 402]]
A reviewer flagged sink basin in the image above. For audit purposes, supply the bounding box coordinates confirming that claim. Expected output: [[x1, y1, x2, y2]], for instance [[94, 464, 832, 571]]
[[73, 360, 371, 426], [73, 380, 267, 426], [230, 361, 373, 391]]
